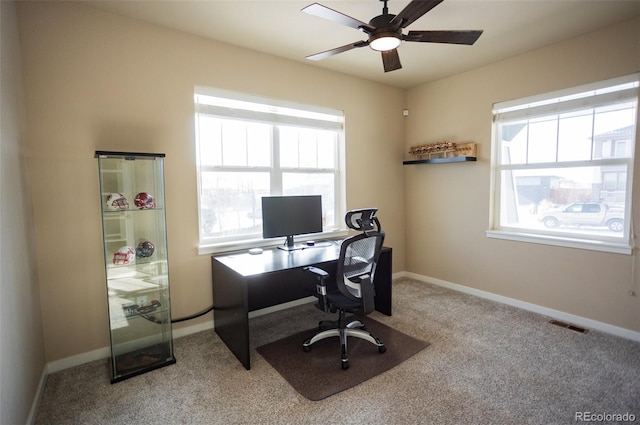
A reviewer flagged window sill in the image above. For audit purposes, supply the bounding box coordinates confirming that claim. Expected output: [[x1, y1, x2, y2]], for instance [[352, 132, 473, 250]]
[[486, 230, 632, 255], [198, 229, 349, 256]]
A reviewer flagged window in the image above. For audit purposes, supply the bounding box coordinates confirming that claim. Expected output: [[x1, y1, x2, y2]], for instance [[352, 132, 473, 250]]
[[488, 74, 638, 254], [194, 88, 346, 252]]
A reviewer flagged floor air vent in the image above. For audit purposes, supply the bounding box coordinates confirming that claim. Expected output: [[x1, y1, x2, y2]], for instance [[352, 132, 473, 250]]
[[549, 320, 589, 334]]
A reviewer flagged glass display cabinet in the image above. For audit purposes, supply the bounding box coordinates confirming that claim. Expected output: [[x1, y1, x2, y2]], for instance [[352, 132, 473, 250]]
[[95, 151, 175, 383]]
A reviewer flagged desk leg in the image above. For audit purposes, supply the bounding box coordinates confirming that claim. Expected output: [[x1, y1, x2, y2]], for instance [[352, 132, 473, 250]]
[[212, 260, 251, 370], [374, 248, 392, 316], [211, 247, 391, 370]]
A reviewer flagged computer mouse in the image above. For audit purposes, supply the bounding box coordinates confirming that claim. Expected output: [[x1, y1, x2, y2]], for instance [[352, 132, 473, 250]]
[[249, 248, 263, 255], [306, 241, 315, 246]]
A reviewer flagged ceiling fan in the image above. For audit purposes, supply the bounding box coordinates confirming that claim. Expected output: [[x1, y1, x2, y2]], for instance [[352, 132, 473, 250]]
[[302, 0, 483, 72]]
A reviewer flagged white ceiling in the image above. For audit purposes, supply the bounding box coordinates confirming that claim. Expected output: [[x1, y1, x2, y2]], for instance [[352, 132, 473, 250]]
[[80, 0, 640, 89]]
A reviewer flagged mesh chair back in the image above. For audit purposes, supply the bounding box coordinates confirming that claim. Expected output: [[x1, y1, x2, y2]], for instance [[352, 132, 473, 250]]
[[337, 230, 385, 313]]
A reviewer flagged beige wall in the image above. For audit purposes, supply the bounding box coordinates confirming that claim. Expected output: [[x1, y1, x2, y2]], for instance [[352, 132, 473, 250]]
[[15, 0, 640, 370], [1, 1, 46, 423], [16, 1, 406, 362], [405, 17, 640, 332]]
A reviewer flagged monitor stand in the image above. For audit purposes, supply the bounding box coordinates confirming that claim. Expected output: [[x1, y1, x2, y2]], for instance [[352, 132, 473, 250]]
[[277, 235, 306, 252]]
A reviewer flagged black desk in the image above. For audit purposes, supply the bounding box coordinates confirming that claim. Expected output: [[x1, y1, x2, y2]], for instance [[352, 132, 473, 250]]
[[211, 243, 393, 369]]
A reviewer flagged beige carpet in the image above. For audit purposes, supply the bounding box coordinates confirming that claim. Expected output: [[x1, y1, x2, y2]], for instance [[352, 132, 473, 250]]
[[34, 279, 640, 424], [256, 316, 430, 400]]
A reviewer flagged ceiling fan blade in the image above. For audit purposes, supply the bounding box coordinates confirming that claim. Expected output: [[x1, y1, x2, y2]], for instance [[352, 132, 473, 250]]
[[389, 0, 444, 29], [306, 41, 369, 61], [404, 30, 483, 45], [381, 49, 402, 72], [302, 3, 375, 32]]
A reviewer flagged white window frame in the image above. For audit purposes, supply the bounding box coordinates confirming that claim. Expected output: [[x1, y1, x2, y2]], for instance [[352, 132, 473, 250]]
[[194, 87, 347, 254], [487, 74, 639, 254]]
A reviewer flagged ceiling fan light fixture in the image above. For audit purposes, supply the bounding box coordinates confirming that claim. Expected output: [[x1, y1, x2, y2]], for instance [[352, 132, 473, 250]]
[[302, 0, 484, 73], [369, 33, 401, 51]]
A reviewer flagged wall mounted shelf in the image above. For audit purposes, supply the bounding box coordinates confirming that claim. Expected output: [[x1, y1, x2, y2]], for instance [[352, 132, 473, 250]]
[[403, 156, 477, 165]]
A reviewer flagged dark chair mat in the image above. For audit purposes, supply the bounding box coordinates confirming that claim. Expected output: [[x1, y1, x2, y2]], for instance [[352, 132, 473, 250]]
[[256, 316, 430, 400]]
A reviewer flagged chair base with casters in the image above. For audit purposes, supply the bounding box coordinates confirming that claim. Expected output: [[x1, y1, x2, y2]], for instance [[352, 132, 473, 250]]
[[302, 308, 386, 370], [302, 207, 387, 370], [302, 208, 387, 369]]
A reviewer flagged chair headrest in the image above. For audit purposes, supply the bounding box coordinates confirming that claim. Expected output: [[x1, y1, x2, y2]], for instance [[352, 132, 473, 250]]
[[345, 208, 381, 233]]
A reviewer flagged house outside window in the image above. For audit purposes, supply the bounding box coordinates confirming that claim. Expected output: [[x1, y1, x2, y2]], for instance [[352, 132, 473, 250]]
[[194, 88, 346, 253], [488, 74, 639, 254]]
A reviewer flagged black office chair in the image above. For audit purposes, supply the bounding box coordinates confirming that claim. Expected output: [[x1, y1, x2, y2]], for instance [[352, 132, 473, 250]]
[[303, 208, 386, 370]]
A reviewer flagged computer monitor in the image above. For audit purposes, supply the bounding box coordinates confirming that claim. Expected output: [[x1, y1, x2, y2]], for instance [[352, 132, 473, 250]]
[[262, 195, 323, 251]]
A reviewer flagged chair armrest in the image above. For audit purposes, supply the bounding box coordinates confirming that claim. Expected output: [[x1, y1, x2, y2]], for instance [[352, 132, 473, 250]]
[[304, 266, 330, 312], [305, 266, 329, 278]]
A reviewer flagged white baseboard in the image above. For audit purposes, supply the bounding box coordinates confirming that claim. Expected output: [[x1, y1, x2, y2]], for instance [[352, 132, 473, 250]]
[[27, 365, 47, 425], [46, 346, 111, 374], [401, 271, 640, 343], [33, 272, 639, 423], [45, 297, 316, 374], [44, 273, 640, 375], [46, 322, 215, 375], [248, 296, 316, 318], [172, 319, 214, 339]]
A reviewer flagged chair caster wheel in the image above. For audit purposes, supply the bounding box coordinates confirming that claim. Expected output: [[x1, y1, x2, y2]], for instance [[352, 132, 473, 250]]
[[379, 345, 387, 353], [342, 361, 350, 370], [303, 339, 312, 352]]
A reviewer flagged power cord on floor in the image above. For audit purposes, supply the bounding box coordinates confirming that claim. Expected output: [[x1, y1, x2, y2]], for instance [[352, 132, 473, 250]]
[[171, 305, 215, 323], [135, 304, 215, 324]]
